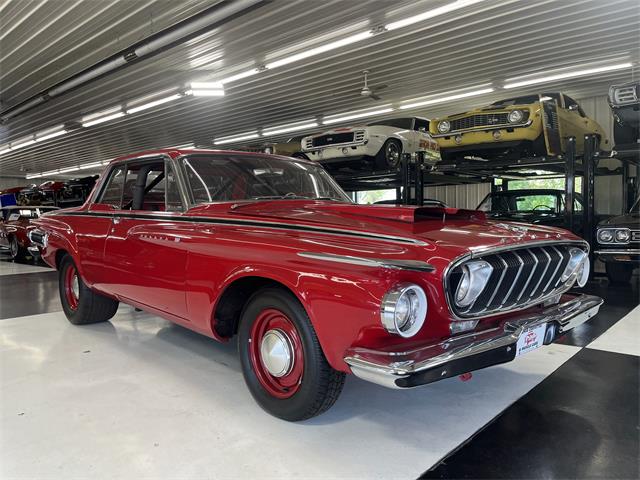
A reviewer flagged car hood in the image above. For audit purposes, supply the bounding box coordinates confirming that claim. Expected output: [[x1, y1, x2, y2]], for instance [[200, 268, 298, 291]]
[[598, 211, 640, 229], [188, 201, 578, 256]]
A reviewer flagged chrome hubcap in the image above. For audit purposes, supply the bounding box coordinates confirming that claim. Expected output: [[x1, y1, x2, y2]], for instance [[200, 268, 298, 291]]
[[386, 144, 400, 164], [260, 329, 294, 377], [71, 275, 80, 299], [10, 241, 17, 256]]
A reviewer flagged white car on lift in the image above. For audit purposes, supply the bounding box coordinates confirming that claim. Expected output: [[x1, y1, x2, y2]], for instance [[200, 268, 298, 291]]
[[300, 116, 441, 170]]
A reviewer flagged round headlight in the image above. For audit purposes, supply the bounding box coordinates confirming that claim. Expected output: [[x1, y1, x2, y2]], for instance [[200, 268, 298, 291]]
[[455, 260, 493, 308], [438, 120, 451, 134], [576, 257, 590, 287], [615, 229, 630, 243], [508, 109, 524, 123], [597, 229, 613, 243], [381, 283, 427, 338]]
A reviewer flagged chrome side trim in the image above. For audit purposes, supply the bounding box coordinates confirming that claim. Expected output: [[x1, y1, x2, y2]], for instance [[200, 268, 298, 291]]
[[595, 249, 640, 255], [297, 252, 435, 272], [345, 294, 603, 389]]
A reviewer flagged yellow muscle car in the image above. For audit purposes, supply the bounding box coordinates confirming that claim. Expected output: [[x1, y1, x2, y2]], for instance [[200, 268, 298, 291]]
[[430, 93, 608, 160]]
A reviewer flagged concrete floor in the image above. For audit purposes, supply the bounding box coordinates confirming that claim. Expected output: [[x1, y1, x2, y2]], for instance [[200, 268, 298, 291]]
[[0, 258, 638, 479]]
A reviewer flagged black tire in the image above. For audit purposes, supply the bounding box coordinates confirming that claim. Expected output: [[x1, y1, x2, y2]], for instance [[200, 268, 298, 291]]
[[613, 122, 638, 147], [605, 262, 633, 285], [375, 139, 403, 170], [9, 236, 27, 261], [238, 287, 346, 421], [58, 254, 119, 325]]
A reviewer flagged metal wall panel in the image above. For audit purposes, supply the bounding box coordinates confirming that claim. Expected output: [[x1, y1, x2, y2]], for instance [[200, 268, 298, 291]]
[[424, 183, 491, 209]]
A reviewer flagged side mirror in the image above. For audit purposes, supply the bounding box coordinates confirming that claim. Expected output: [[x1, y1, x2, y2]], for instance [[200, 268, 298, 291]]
[[89, 203, 116, 212]]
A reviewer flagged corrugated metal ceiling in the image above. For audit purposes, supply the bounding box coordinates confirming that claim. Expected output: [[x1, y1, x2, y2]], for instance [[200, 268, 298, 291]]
[[0, 0, 638, 178]]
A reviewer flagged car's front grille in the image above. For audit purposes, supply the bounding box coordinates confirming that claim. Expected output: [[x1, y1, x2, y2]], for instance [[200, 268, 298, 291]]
[[612, 85, 638, 105], [450, 113, 510, 131], [447, 243, 585, 318], [312, 132, 354, 147]]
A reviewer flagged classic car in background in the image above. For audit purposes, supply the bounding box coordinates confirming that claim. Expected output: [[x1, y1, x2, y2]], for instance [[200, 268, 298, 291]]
[[263, 136, 308, 159], [431, 93, 608, 160], [0, 205, 58, 260], [32, 149, 601, 421], [609, 81, 639, 149], [477, 189, 585, 233], [595, 196, 640, 284], [301, 117, 440, 171], [15, 176, 98, 207]]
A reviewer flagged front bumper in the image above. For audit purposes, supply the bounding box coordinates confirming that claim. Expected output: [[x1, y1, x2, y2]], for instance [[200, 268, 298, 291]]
[[595, 249, 640, 263], [304, 143, 375, 162], [344, 294, 602, 389], [434, 124, 539, 149]]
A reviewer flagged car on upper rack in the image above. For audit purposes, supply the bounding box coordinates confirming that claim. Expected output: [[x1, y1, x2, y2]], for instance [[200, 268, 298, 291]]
[[477, 189, 586, 234], [595, 195, 640, 284], [430, 93, 608, 160], [608, 81, 639, 150], [300, 117, 441, 171], [0, 205, 58, 260], [31, 148, 602, 421]]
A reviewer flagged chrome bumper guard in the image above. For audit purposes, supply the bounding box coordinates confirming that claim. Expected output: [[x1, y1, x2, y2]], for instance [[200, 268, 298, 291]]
[[28, 229, 47, 248], [344, 294, 603, 389]]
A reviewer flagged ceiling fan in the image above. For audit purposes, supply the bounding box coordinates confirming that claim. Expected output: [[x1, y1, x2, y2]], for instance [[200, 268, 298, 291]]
[[360, 70, 388, 101]]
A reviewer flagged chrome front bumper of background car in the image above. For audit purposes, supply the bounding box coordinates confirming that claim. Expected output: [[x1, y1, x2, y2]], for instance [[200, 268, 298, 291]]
[[344, 294, 603, 389]]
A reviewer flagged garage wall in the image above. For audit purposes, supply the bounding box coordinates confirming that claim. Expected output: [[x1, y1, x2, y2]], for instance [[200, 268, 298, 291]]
[[424, 182, 491, 209]]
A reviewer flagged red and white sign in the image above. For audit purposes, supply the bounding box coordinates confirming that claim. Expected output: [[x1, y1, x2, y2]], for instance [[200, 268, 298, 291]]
[[516, 324, 547, 357]]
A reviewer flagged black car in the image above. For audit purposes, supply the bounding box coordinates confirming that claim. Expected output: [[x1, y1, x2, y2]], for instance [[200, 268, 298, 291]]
[[609, 81, 639, 149], [477, 189, 584, 233], [595, 196, 640, 284]]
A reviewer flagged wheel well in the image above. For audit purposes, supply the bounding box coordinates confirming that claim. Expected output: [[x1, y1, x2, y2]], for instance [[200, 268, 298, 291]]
[[212, 276, 294, 338], [55, 249, 69, 269]]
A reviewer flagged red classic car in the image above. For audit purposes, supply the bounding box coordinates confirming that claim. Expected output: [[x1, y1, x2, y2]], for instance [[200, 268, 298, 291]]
[[0, 205, 58, 260], [31, 149, 602, 421]]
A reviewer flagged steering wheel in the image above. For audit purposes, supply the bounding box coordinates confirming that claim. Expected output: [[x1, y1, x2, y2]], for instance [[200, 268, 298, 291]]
[[532, 204, 554, 212]]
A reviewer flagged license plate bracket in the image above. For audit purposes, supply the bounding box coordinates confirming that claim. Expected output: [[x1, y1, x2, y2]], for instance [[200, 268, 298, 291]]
[[516, 323, 547, 357]]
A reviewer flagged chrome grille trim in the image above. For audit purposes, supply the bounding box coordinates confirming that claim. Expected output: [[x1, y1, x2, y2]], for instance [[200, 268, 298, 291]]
[[444, 241, 589, 320], [631, 230, 640, 242]]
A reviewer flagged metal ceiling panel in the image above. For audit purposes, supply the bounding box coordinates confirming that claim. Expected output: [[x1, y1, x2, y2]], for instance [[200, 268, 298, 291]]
[[0, 0, 638, 178]]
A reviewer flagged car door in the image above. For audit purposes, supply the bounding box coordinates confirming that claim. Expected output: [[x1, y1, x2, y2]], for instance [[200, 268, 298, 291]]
[[413, 117, 441, 162], [560, 94, 591, 151], [102, 157, 189, 319]]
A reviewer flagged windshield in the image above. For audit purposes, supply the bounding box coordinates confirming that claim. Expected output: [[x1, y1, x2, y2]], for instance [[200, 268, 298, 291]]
[[180, 154, 352, 204], [367, 118, 413, 129], [478, 192, 561, 214]]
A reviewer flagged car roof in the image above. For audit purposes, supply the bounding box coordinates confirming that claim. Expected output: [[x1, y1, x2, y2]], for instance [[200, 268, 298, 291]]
[[109, 148, 316, 166]]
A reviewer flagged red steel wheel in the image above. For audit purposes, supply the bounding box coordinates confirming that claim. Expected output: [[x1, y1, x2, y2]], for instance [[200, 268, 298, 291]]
[[63, 263, 80, 311], [249, 308, 304, 399]]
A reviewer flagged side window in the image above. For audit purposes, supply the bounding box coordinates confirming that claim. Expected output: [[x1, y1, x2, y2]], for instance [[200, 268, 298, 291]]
[[563, 95, 585, 117], [165, 162, 183, 212], [414, 118, 430, 132], [119, 159, 182, 212], [99, 166, 126, 207]]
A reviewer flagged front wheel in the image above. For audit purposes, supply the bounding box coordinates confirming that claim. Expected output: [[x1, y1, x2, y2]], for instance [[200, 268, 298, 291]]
[[58, 255, 119, 325], [9, 236, 27, 261], [238, 287, 345, 421], [605, 262, 633, 284], [375, 139, 403, 170]]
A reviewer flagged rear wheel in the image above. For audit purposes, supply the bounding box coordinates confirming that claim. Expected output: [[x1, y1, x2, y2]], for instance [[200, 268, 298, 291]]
[[58, 255, 119, 325], [9, 236, 27, 261], [238, 287, 345, 421], [605, 262, 633, 285]]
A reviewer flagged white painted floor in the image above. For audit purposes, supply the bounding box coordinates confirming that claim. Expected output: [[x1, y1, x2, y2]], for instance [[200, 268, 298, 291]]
[[1, 306, 581, 479], [588, 305, 640, 357], [0, 258, 51, 276]]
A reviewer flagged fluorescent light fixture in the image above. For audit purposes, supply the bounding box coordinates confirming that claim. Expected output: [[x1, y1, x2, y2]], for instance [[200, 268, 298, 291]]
[[322, 106, 394, 125], [0, 147, 11, 155], [385, 0, 487, 31], [400, 87, 495, 110], [58, 166, 80, 173], [11, 137, 37, 150], [214, 132, 260, 145], [504, 62, 633, 89], [82, 106, 126, 127], [127, 93, 183, 114], [170, 143, 196, 149], [186, 84, 225, 97], [79, 161, 105, 170], [190, 82, 223, 89], [266, 31, 373, 70], [26, 173, 44, 179], [262, 120, 318, 136], [219, 69, 260, 84], [35, 126, 68, 142]]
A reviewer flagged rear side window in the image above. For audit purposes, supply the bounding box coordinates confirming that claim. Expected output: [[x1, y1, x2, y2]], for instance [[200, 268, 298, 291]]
[[98, 166, 126, 207]]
